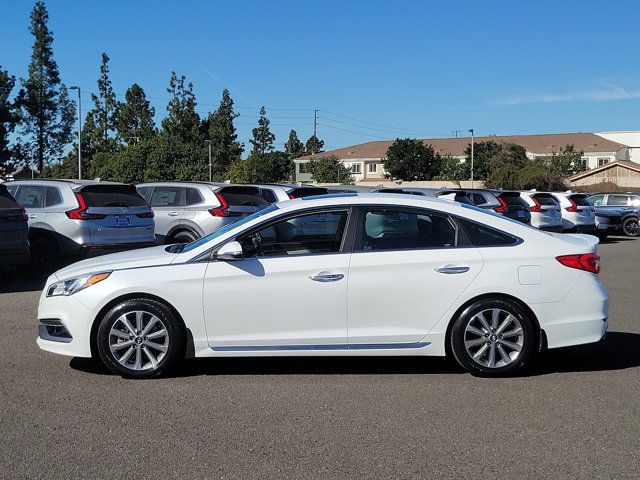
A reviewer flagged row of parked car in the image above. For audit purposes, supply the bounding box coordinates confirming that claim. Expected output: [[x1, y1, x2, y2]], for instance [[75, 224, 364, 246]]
[[1, 178, 639, 276]]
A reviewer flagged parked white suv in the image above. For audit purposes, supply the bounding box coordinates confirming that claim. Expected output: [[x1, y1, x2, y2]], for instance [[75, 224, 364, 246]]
[[519, 192, 562, 232], [547, 192, 596, 234]]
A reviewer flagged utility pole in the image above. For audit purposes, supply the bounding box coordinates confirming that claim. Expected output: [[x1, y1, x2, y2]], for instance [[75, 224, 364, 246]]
[[452, 130, 461, 138], [69, 86, 82, 179], [468, 128, 474, 188], [205, 140, 212, 182], [313, 108, 318, 155]]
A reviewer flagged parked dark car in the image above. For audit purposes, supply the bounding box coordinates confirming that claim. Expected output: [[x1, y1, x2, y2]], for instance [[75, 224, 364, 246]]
[[592, 208, 623, 239], [490, 190, 532, 224], [0, 183, 30, 267], [437, 189, 502, 210], [588, 193, 640, 236]]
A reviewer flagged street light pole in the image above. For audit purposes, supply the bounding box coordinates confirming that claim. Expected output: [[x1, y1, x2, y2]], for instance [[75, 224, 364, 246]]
[[205, 140, 212, 182], [468, 128, 474, 188], [69, 86, 82, 179]]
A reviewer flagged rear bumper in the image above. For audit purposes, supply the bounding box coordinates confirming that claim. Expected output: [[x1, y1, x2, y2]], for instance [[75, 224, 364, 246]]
[[563, 225, 597, 234]]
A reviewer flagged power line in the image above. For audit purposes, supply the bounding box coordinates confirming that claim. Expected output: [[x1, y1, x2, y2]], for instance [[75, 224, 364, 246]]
[[317, 123, 382, 138], [319, 116, 446, 137], [319, 109, 448, 137]]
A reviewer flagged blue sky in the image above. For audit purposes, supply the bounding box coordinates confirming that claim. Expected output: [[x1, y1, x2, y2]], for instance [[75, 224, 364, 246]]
[[2, 0, 640, 152]]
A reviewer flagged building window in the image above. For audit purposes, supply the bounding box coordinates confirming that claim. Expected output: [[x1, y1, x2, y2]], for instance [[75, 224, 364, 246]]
[[298, 162, 310, 173], [351, 163, 362, 174], [367, 163, 378, 173], [597, 157, 610, 167], [580, 157, 588, 170]]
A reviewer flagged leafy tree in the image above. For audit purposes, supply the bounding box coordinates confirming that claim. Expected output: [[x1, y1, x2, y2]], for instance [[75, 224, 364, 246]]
[[0, 66, 19, 175], [463, 140, 501, 181], [17, 1, 75, 173], [308, 155, 353, 184], [382, 138, 441, 181], [549, 144, 585, 176], [305, 134, 324, 155], [206, 89, 243, 179], [226, 159, 251, 183], [84, 53, 118, 154], [116, 83, 156, 145], [161, 72, 201, 143], [433, 154, 467, 181], [284, 129, 305, 158], [250, 106, 275, 155], [226, 152, 293, 183]]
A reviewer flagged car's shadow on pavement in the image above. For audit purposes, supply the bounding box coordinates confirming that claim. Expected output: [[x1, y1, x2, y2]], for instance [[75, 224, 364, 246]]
[[69, 331, 640, 378], [0, 269, 44, 294]]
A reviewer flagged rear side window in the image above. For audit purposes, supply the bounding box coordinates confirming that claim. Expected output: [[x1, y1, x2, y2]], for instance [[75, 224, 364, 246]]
[[288, 187, 328, 198], [219, 186, 268, 207], [149, 187, 185, 207], [45, 187, 62, 207], [459, 219, 518, 246], [185, 188, 204, 206], [569, 194, 592, 207], [137, 186, 152, 202], [260, 189, 278, 204], [15, 185, 45, 208], [531, 194, 558, 206], [0, 186, 21, 209], [472, 193, 488, 205], [360, 209, 458, 251], [81, 185, 148, 207], [589, 195, 604, 206]]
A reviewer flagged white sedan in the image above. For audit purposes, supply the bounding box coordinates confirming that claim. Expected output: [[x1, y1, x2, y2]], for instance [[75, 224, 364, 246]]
[[37, 193, 608, 378]]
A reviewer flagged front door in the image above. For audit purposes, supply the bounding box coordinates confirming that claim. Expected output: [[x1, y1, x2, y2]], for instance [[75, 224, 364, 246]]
[[347, 207, 484, 345], [203, 208, 351, 350], [148, 186, 185, 240]]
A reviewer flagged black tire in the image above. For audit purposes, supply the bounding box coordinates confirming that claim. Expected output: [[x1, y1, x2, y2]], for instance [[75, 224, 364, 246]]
[[29, 237, 58, 279], [96, 298, 186, 379], [169, 229, 198, 244], [596, 232, 608, 241], [622, 217, 640, 237], [450, 298, 536, 377]]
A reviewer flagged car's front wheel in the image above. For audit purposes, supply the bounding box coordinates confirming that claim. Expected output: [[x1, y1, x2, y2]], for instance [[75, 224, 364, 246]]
[[450, 298, 535, 377], [622, 217, 640, 237], [96, 298, 185, 378]]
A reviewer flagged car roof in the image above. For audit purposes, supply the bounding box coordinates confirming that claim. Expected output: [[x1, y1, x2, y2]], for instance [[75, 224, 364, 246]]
[[7, 178, 128, 188]]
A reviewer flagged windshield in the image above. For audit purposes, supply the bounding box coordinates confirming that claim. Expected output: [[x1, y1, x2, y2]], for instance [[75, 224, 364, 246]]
[[180, 204, 279, 253]]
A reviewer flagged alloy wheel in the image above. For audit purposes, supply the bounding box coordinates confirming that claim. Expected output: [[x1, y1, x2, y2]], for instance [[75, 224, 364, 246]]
[[464, 308, 524, 368], [109, 310, 169, 371]]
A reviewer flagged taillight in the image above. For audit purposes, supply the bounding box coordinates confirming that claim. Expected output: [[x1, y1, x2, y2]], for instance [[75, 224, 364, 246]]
[[530, 197, 541, 213], [556, 253, 600, 274], [65, 193, 106, 220], [565, 198, 578, 212], [494, 197, 508, 213], [288, 193, 296, 199], [136, 211, 154, 218], [210, 193, 241, 217]]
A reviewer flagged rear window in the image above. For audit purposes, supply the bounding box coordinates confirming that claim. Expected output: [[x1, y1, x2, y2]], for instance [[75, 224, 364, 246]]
[[0, 186, 21, 209], [498, 193, 529, 207], [531, 194, 558, 206], [459, 218, 519, 246], [288, 187, 328, 198], [219, 186, 268, 207], [569, 194, 591, 207], [80, 185, 147, 208]]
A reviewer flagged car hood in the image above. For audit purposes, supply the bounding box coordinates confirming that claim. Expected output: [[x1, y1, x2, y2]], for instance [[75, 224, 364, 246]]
[[54, 245, 179, 280]]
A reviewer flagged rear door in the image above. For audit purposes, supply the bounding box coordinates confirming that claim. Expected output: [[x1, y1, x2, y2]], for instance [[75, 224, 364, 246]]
[[148, 186, 185, 239], [79, 184, 155, 245], [13, 184, 46, 226], [0, 186, 28, 253], [347, 206, 483, 345]]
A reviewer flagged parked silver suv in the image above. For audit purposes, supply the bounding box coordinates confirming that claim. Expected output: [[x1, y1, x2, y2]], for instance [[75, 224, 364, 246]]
[[136, 182, 269, 243], [6, 179, 155, 273]]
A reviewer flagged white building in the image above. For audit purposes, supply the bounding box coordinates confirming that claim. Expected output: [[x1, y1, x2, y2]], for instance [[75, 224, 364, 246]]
[[295, 131, 639, 183]]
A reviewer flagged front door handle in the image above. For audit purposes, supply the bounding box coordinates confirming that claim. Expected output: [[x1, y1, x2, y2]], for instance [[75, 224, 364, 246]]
[[435, 265, 470, 274], [310, 272, 345, 282], [29, 214, 38, 219], [168, 212, 180, 217]]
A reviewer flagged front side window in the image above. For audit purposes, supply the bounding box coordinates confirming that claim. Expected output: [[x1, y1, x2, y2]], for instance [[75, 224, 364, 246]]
[[360, 209, 458, 251], [238, 210, 348, 258], [15, 185, 45, 208], [589, 195, 604, 206]]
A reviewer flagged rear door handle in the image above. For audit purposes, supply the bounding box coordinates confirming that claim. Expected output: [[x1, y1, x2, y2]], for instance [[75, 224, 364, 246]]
[[29, 214, 38, 219], [435, 266, 470, 274], [310, 272, 344, 282]]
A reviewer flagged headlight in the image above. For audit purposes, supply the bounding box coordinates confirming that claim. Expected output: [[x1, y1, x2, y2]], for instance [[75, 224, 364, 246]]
[[46, 272, 111, 297]]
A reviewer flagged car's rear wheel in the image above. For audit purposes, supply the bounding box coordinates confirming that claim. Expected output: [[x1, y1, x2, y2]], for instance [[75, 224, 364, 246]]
[[450, 298, 535, 377], [622, 217, 640, 237], [169, 230, 198, 244], [96, 298, 185, 378], [29, 237, 58, 279]]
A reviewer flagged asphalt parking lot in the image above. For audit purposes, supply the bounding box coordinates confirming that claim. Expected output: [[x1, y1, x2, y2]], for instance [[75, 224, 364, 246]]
[[1, 238, 639, 479]]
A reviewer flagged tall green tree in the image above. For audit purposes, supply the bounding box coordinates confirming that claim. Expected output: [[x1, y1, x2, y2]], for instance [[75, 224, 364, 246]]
[[250, 106, 275, 155], [383, 138, 441, 181], [463, 140, 501, 181], [308, 155, 353, 184], [305, 134, 324, 155], [284, 129, 305, 158], [0, 66, 19, 175], [84, 53, 118, 153], [206, 89, 243, 179], [549, 144, 585, 176], [17, 1, 75, 173], [116, 83, 156, 145], [161, 72, 201, 143]]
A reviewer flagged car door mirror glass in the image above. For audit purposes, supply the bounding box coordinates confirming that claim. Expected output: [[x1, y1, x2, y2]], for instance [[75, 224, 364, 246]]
[[215, 241, 244, 261]]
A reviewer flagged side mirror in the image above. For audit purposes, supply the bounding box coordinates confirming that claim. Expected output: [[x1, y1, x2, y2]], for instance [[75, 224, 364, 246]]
[[215, 241, 244, 261]]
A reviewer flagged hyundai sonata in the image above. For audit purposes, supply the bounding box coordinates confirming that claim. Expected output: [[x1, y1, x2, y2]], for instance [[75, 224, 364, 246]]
[[37, 193, 608, 378]]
